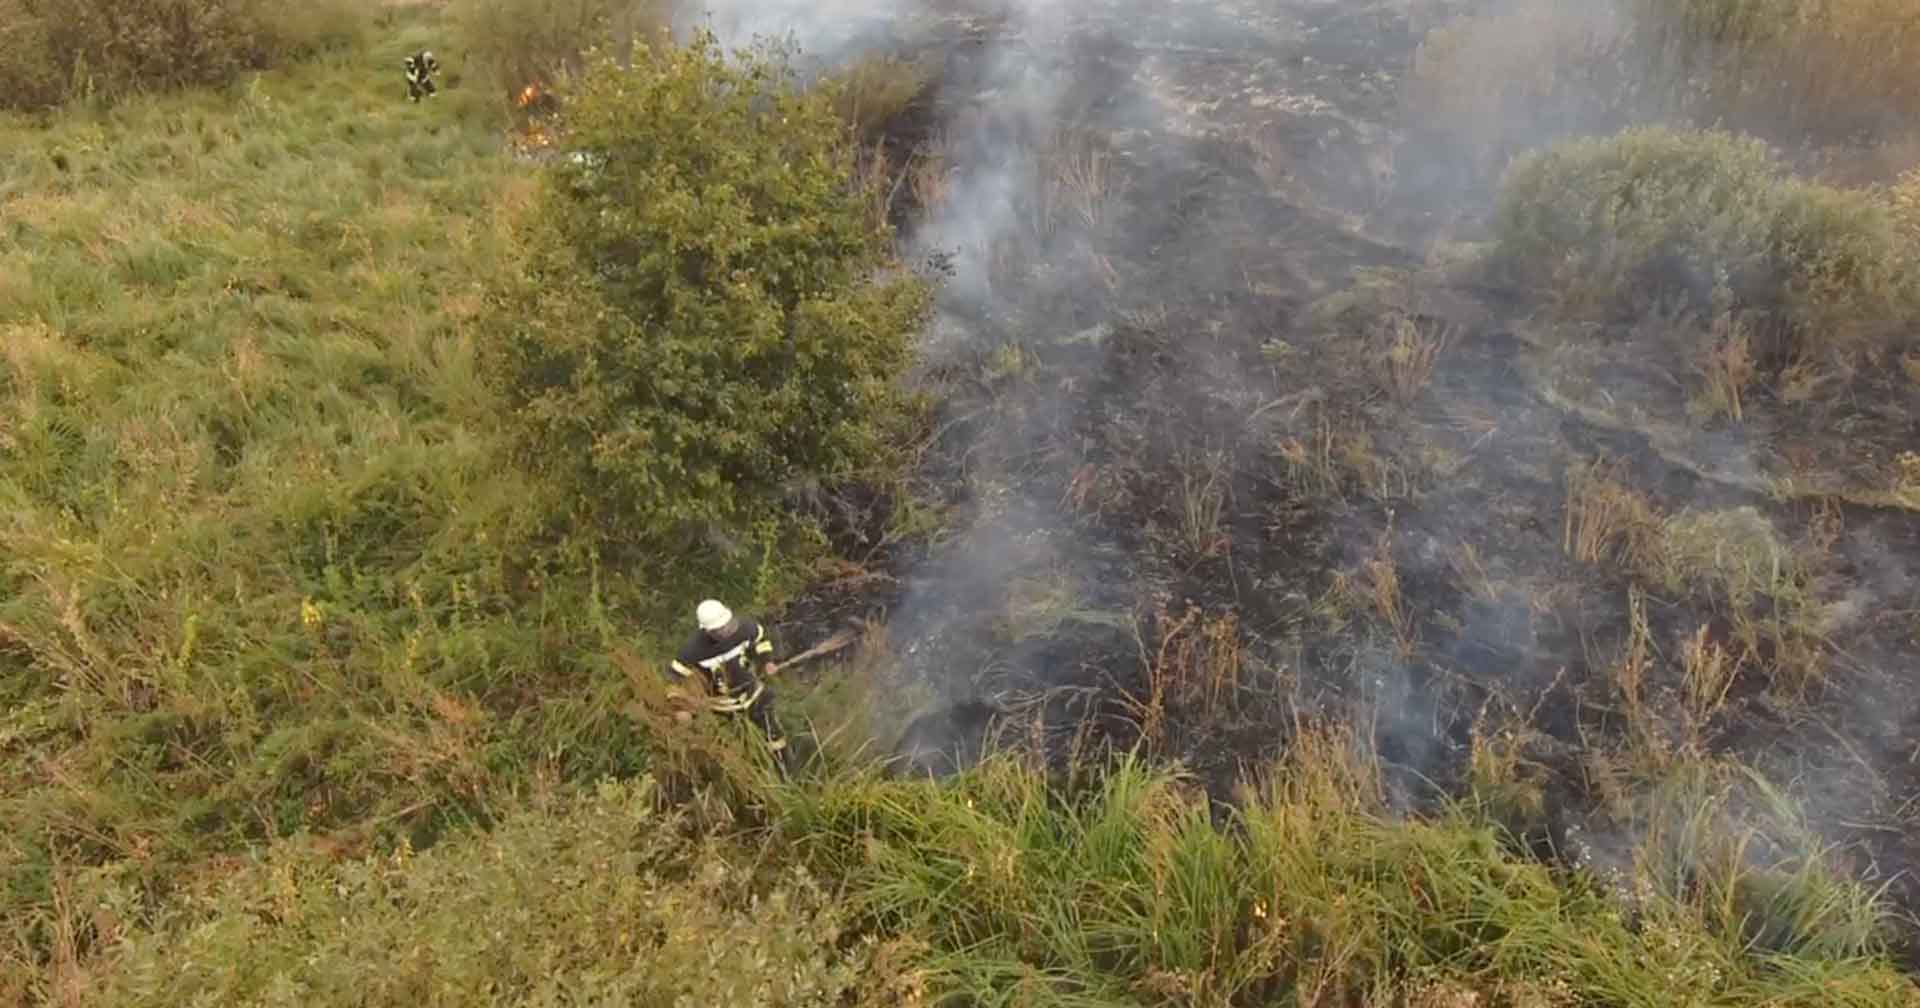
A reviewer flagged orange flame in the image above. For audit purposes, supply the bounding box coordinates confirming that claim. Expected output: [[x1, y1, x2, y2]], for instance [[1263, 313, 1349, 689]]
[[516, 83, 542, 108]]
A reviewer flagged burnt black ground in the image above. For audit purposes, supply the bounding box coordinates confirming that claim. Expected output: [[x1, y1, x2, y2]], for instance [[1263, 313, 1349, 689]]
[[765, 0, 1920, 963]]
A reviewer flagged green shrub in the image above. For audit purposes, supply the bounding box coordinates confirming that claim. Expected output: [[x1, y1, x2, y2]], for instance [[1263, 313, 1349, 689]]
[[451, 0, 670, 105], [1491, 126, 1916, 358], [0, 0, 364, 111], [91, 778, 894, 1007], [495, 35, 932, 562]]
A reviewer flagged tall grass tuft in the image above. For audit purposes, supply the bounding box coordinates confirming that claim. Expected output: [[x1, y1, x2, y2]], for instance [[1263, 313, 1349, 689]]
[[771, 729, 1912, 1005], [1410, 0, 1920, 180]]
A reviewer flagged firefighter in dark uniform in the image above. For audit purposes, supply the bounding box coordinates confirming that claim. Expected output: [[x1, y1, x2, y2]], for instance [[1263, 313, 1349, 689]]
[[404, 50, 440, 102], [668, 600, 793, 772]]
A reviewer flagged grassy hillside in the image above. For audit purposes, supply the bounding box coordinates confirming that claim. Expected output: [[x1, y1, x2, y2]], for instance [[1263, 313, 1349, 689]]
[[4, 4, 1919, 1006], [0, 12, 669, 989]]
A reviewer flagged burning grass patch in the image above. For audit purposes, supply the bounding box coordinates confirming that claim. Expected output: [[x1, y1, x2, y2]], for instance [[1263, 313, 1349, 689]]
[[452, 0, 669, 105]]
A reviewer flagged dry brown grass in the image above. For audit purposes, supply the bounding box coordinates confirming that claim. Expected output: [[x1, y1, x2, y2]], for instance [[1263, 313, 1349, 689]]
[[455, 0, 671, 104], [1029, 129, 1116, 242], [1175, 451, 1231, 561], [1411, 0, 1920, 176], [1450, 542, 1501, 602], [1363, 535, 1416, 658], [1466, 710, 1553, 833], [1052, 134, 1113, 233], [1631, 0, 1920, 147], [831, 53, 937, 140], [1562, 461, 1660, 568], [908, 141, 952, 216], [1365, 308, 1455, 409], [853, 140, 897, 234], [1615, 586, 1665, 761], [1774, 353, 1834, 404], [999, 567, 1085, 642], [1693, 314, 1757, 422], [1407, 2, 1633, 174], [1124, 603, 1246, 751], [0, 0, 364, 111], [1325, 528, 1418, 657], [1901, 353, 1920, 388], [1891, 451, 1920, 510], [1564, 462, 1828, 699], [1680, 624, 1739, 739]]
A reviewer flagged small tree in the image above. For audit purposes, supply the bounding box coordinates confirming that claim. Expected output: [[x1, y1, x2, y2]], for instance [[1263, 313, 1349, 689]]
[[498, 34, 932, 565]]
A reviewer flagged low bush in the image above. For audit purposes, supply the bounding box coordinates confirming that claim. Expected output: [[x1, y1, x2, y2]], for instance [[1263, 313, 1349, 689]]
[[1491, 127, 1917, 360], [91, 778, 902, 1007], [0, 0, 363, 111]]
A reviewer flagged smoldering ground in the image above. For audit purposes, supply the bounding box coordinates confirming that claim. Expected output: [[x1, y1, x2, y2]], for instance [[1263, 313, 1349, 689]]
[[668, 0, 1920, 952]]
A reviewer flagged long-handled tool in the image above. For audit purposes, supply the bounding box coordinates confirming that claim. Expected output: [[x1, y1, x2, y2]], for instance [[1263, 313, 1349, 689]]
[[778, 626, 862, 674]]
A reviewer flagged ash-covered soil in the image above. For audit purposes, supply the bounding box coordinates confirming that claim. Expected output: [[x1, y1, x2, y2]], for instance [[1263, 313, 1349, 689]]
[[757, 0, 1920, 959]]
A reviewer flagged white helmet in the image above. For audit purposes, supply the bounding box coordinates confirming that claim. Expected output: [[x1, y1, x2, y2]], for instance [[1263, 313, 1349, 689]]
[[696, 599, 733, 632]]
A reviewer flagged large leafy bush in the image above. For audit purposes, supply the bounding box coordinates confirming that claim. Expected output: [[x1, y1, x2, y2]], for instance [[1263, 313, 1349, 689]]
[[498, 35, 932, 557]]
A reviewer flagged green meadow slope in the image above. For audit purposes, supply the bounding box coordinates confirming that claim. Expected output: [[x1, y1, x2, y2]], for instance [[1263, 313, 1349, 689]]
[[2, 5, 1917, 1006]]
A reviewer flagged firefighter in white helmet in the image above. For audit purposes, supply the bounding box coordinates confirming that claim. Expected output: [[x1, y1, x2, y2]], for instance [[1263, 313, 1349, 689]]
[[667, 599, 792, 771], [403, 50, 440, 103]]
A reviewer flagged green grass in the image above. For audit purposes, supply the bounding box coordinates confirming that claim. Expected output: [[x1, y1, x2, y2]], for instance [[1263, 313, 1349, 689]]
[[0, 16, 673, 988], [89, 736, 1912, 1006], [88, 778, 896, 1007], [773, 738, 1914, 1007]]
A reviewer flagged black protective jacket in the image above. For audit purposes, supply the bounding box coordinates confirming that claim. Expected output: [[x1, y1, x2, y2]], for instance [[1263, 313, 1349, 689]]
[[403, 52, 439, 84], [669, 620, 776, 713]]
